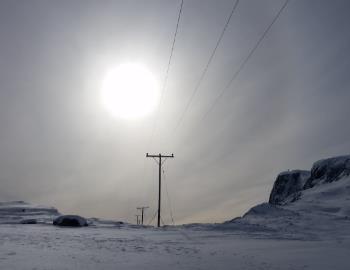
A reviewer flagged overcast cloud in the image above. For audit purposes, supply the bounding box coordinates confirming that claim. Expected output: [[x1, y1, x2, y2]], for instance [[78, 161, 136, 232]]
[[0, 0, 349, 224]]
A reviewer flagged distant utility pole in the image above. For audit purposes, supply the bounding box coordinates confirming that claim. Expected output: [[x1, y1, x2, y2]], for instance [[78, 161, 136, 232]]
[[137, 206, 149, 225], [146, 153, 174, 227], [135, 214, 140, 225]]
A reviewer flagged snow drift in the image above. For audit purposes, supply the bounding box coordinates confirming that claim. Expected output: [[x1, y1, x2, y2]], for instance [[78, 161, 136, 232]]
[[0, 201, 60, 224]]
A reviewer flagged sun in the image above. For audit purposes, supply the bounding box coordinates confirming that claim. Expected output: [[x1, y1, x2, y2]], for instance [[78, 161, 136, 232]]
[[101, 63, 160, 119]]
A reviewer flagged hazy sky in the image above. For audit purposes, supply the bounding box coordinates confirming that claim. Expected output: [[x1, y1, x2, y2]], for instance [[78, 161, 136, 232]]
[[0, 0, 349, 224]]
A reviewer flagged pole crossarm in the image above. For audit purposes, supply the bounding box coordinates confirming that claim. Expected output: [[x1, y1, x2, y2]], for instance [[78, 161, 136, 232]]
[[146, 153, 174, 227], [137, 207, 149, 210], [146, 153, 174, 159]]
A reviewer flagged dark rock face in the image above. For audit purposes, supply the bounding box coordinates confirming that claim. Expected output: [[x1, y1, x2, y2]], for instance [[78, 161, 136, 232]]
[[304, 155, 350, 189], [268, 155, 350, 206], [269, 170, 310, 205], [53, 215, 88, 227]]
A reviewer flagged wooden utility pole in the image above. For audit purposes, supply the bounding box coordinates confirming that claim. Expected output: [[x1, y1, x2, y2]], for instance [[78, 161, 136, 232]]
[[137, 206, 149, 225], [135, 214, 140, 225], [146, 153, 174, 227]]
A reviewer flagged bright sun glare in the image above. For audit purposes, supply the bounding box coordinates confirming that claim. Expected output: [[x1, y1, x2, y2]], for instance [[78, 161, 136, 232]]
[[101, 63, 159, 119]]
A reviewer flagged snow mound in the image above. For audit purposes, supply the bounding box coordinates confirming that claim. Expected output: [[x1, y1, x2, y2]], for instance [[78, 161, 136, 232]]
[[53, 215, 88, 227], [88, 217, 125, 227], [269, 170, 310, 205], [0, 201, 129, 228], [286, 176, 350, 218], [0, 201, 60, 224]]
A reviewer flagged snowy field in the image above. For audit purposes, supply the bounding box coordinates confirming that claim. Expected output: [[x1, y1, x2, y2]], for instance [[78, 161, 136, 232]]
[[0, 223, 349, 270], [1, 156, 349, 269]]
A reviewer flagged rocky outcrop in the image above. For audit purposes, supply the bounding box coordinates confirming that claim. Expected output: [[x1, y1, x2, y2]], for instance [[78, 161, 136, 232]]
[[303, 155, 350, 189], [224, 155, 350, 239], [53, 215, 88, 227], [269, 170, 310, 205], [269, 155, 350, 205]]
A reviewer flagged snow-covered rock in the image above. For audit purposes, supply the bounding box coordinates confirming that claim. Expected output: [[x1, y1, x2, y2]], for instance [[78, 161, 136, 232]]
[[269, 170, 310, 205], [53, 215, 88, 227], [224, 154, 350, 240], [0, 201, 60, 224], [304, 155, 350, 189]]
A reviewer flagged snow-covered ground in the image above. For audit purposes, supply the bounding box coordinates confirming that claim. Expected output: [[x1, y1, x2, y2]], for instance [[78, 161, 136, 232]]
[[1, 155, 350, 269], [0, 223, 349, 270]]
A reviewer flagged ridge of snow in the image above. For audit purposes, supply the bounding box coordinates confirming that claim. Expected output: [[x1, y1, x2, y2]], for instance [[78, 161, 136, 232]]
[[0, 201, 60, 224]]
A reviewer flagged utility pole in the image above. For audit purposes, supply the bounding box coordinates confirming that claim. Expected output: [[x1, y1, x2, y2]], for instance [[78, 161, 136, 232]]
[[135, 214, 140, 225], [137, 206, 149, 225], [146, 153, 174, 227]]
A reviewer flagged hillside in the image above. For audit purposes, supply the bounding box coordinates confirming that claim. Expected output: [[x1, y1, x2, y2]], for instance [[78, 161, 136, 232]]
[[224, 155, 350, 240]]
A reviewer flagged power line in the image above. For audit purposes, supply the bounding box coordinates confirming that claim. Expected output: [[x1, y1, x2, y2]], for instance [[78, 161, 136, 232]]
[[149, 0, 184, 149], [172, 0, 240, 132], [160, 216, 166, 226], [167, 0, 290, 181], [201, 0, 290, 121], [147, 210, 158, 226], [139, 1, 183, 217], [163, 168, 175, 225]]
